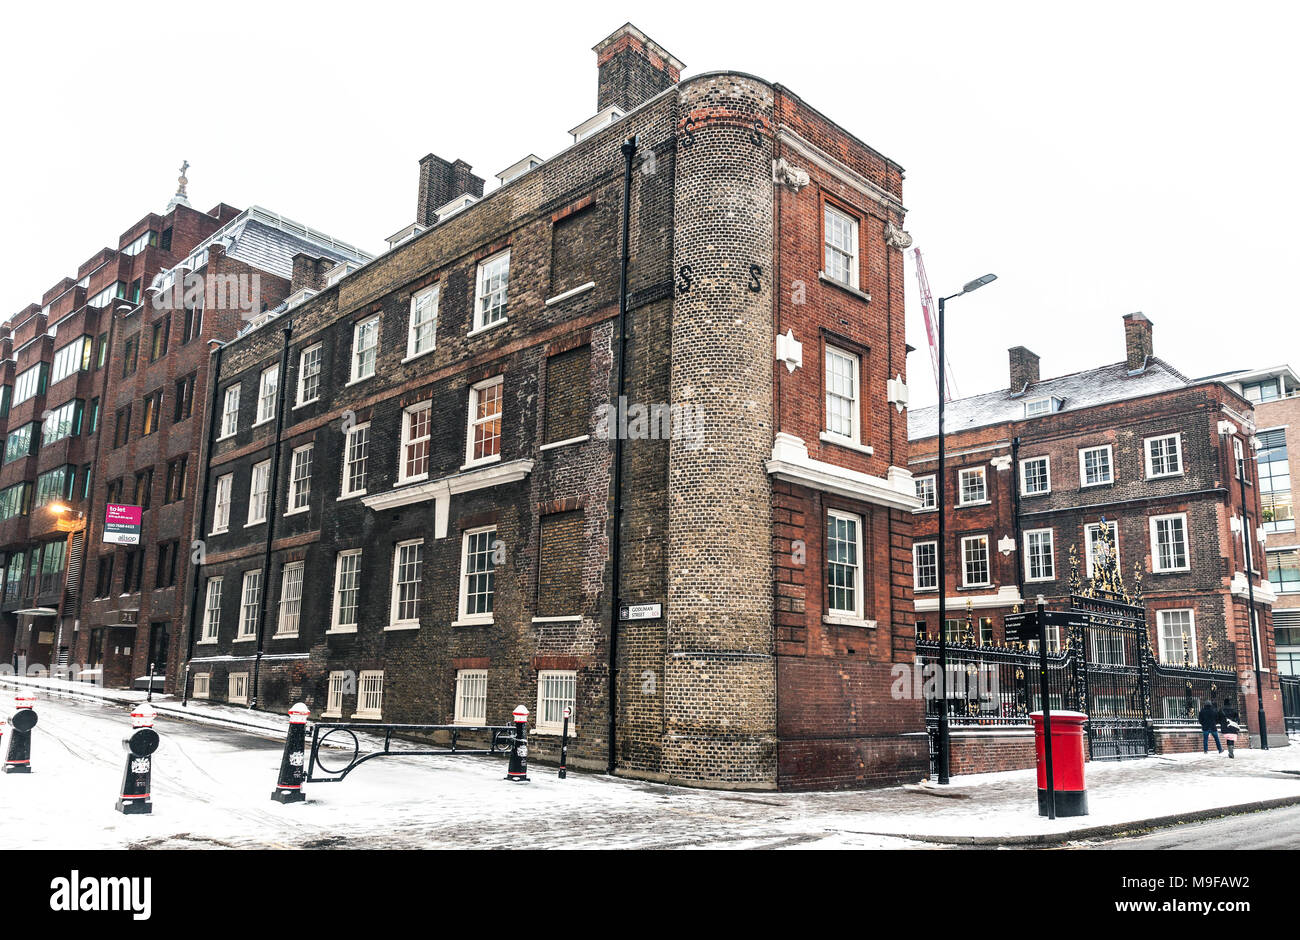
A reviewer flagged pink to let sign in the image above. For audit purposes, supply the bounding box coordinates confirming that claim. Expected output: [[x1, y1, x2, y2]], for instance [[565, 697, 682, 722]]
[[104, 504, 143, 545]]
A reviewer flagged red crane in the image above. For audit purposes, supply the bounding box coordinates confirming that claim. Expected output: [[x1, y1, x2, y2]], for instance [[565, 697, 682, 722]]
[[913, 247, 957, 402]]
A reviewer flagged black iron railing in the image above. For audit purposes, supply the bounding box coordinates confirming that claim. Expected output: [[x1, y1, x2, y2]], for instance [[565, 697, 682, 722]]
[[1281, 675, 1300, 734], [1148, 659, 1238, 727]]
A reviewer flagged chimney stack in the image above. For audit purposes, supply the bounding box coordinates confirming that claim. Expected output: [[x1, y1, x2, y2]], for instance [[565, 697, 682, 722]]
[[594, 23, 684, 113], [1008, 346, 1040, 393], [290, 253, 333, 294], [1122, 312, 1153, 372], [416, 154, 485, 228]]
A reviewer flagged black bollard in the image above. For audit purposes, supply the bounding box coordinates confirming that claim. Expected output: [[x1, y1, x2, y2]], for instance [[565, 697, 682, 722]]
[[271, 703, 310, 803], [505, 705, 530, 782], [117, 704, 160, 814], [558, 706, 571, 779], [4, 693, 38, 774]]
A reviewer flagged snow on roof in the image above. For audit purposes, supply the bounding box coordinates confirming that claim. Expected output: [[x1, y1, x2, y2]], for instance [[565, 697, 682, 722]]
[[907, 357, 1191, 441]]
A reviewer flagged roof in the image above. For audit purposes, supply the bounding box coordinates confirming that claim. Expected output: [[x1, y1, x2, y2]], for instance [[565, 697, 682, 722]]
[[907, 357, 1192, 441], [217, 207, 371, 279]]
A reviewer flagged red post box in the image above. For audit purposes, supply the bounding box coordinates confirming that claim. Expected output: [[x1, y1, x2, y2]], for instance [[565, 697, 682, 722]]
[[1030, 710, 1089, 817]]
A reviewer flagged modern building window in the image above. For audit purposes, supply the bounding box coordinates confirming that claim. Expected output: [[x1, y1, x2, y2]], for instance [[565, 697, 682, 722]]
[[390, 539, 424, 627], [1079, 444, 1114, 486], [174, 373, 195, 422], [220, 385, 240, 439], [1084, 521, 1120, 578], [1024, 528, 1055, 582], [181, 302, 203, 344], [247, 460, 271, 525], [239, 570, 261, 639], [458, 527, 496, 623], [1157, 609, 1198, 665], [958, 466, 988, 505], [202, 577, 223, 641], [913, 540, 938, 591], [132, 468, 153, 510], [87, 397, 101, 434], [1150, 513, 1190, 572], [13, 363, 47, 405], [466, 377, 503, 466], [1020, 456, 1051, 496], [149, 316, 170, 362], [536, 670, 577, 734], [473, 250, 510, 331], [42, 400, 82, 445], [400, 403, 432, 482], [121, 337, 138, 377], [0, 483, 30, 521], [961, 534, 991, 587], [256, 365, 279, 425], [50, 336, 93, 385], [141, 389, 163, 436], [155, 541, 178, 589], [34, 466, 74, 508], [93, 555, 113, 599], [212, 474, 233, 533], [454, 669, 488, 725], [331, 550, 362, 632], [1267, 549, 1300, 594], [287, 445, 313, 513], [296, 344, 323, 406], [824, 346, 860, 444], [351, 316, 379, 382], [112, 406, 132, 448], [5, 423, 36, 463], [341, 423, 370, 497], [355, 671, 384, 719], [914, 475, 936, 510], [165, 456, 188, 503], [277, 562, 304, 636], [1242, 378, 1281, 403], [823, 204, 859, 288], [1144, 433, 1183, 478], [407, 284, 439, 358], [825, 509, 864, 618]]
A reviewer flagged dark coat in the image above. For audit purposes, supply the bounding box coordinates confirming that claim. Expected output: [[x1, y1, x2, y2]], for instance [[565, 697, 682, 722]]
[[1198, 701, 1221, 731], [1219, 703, 1241, 732]]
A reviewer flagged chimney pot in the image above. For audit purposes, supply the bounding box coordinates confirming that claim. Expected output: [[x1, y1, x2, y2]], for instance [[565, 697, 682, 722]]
[[1008, 346, 1040, 393], [1122, 312, 1153, 372]]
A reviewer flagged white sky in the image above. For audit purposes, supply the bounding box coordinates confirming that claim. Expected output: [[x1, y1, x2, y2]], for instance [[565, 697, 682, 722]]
[[2, 1, 1295, 408]]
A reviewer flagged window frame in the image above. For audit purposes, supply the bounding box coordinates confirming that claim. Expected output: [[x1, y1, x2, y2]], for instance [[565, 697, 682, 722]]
[[535, 670, 577, 735], [1079, 444, 1114, 487], [1149, 512, 1191, 573], [211, 473, 233, 534], [472, 249, 511, 333], [201, 577, 223, 642], [276, 561, 304, 637], [914, 474, 936, 511], [1024, 528, 1056, 583], [1083, 521, 1121, 579], [454, 669, 488, 725], [913, 540, 938, 592], [389, 538, 424, 629], [1156, 609, 1199, 665], [330, 549, 362, 633], [822, 202, 860, 289], [825, 508, 865, 619], [296, 343, 323, 407], [406, 284, 440, 360], [1143, 433, 1184, 479], [465, 376, 504, 468], [219, 385, 240, 440], [350, 316, 380, 383], [286, 444, 313, 514], [823, 344, 861, 445], [354, 671, 384, 719], [957, 466, 989, 506], [238, 569, 261, 640], [960, 533, 992, 588], [456, 526, 497, 625], [1019, 456, 1051, 496], [340, 422, 371, 498], [400, 401, 433, 484], [255, 365, 279, 426], [228, 672, 249, 705], [247, 459, 271, 525]]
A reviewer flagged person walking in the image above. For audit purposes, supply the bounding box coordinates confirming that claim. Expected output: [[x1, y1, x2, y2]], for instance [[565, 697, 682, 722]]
[[1199, 696, 1224, 755], [1219, 696, 1242, 759]]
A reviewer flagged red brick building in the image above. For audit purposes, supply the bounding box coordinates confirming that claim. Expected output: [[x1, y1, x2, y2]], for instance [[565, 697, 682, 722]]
[[908, 314, 1288, 743], [186, 23, 926, 790]]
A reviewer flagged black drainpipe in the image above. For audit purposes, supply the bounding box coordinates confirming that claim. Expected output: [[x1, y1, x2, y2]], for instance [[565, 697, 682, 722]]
[[250, 322, 294, 709], [607, 135, 638, 774], [182, 339, 225, 706], [1010, 436, 1025, 606]]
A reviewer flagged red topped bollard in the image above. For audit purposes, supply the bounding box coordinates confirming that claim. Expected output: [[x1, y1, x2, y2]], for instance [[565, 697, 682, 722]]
[[4, 693, 38, 773], [1031, 710, 1089, 817], [271, 703, 311, 804], [505, 705, 530, 782], [117, 704, 160, 814]]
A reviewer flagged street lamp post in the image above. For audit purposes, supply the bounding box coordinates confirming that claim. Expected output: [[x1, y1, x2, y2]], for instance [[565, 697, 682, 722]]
[[935, 273, 997, 785]]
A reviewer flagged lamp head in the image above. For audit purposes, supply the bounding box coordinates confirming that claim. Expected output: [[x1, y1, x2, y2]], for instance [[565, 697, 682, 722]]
[[961, 273, 998, 294]]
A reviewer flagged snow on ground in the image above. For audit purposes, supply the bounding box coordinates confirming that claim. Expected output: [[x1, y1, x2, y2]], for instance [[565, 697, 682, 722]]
[[0, 690, 1296, 849]]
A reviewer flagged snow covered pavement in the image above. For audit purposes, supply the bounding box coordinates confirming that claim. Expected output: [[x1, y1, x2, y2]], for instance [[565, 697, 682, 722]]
[[1, 693, 1297, 849]]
